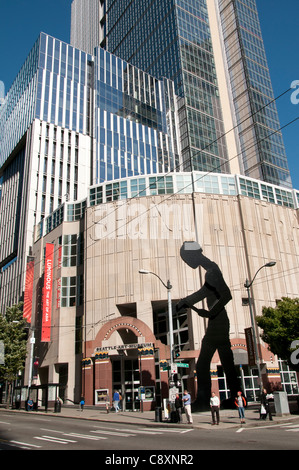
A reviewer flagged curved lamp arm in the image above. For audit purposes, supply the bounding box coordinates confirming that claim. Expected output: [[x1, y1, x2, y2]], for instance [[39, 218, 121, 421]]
[[244, 261, 276, 289], [139, 269, 172, 290]]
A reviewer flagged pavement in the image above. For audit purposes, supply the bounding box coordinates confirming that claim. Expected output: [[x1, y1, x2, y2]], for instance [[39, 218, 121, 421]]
[[2, 403, 299, 430]]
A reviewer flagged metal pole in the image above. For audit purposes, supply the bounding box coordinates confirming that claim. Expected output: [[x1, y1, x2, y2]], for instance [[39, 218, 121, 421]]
[[244, 261, 276, 397], [28, 329, 35, 389], [139, 270, 175, 396], [245, 283, 263, 391], [167, 281, 174, 367]]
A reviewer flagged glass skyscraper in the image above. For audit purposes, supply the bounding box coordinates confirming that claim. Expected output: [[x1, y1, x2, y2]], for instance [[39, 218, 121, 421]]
[[0, 32, 178, 312], [71, 0, 292, 189]]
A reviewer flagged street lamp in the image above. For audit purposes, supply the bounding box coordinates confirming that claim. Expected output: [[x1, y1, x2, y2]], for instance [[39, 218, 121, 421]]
[[139, 269, 174, 370], [244, 261, 276, 396]]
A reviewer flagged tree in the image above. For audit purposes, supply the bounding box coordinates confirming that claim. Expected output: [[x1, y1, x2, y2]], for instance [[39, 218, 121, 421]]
[[256, 297, 299, 372], [0, 303, 29, 406]]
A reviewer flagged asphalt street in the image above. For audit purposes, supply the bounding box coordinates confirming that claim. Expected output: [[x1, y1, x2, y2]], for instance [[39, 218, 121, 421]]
[[0, 409, 299, 453]]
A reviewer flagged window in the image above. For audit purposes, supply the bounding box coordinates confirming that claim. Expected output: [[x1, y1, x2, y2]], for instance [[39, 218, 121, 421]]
[[61, 276, 76, 307], [62, 235, 77, 267], [279, 360, 299, 395]]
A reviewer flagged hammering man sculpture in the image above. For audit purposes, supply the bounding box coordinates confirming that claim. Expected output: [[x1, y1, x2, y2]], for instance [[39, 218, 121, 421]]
[[176, 241, 241, 410]]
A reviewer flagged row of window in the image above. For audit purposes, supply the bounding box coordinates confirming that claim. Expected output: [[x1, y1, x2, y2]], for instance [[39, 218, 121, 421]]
[[37, 171, 299, 242]]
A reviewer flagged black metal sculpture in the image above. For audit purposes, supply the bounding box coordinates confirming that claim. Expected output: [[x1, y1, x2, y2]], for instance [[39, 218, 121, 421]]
[[176, 241, 241, 410]]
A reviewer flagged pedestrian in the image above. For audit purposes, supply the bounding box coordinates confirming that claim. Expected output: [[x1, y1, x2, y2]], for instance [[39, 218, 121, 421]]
[[175, 393, 183, 423], [113, 389, 120, 412], [182, 390, 193, 424], [27, 398, 34, 411], [260, 389, 273, 421], [235, 391, 246, 424], [210, 392, 220, 425], [79, 396, 85, 411]]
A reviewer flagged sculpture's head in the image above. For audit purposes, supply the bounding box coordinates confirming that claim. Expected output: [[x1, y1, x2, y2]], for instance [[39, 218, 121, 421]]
[[180, 241, 203, 269]]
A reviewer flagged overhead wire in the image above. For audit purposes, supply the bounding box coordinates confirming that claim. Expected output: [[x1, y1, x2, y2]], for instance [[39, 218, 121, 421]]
[[28, 84, 298, 272], [25, 85, 299, 336], [86, 85, 293, 232]]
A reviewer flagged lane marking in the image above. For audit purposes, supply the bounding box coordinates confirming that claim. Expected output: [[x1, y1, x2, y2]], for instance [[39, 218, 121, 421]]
[[35, 436, 70, 445], [106, 426, 165, 435], [64, 432, 107, 441], [10, 440, 42, 448], [91, 430, 135, 437]]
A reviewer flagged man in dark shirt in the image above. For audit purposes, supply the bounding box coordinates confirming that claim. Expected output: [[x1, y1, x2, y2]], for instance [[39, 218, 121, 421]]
[[174, 393, 183, 423]]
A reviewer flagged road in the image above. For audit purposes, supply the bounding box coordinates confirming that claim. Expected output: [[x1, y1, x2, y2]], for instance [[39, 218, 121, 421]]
[[0, 410, 299, 453]]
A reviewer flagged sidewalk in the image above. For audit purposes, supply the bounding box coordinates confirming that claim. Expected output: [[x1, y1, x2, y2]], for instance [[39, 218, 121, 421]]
[[3, 404, 299, 430]]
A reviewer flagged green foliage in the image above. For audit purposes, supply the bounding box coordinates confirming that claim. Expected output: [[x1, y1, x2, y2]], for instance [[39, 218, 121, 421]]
[[0, 303, 29, 383], [256, 297, 299, 370]]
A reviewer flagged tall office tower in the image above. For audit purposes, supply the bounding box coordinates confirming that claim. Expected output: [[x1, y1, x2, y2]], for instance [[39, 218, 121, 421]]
[[0, 32, 179, 313], [0, 33, 92, 312], [70, 0, 104, 55], [71, 0, 292, 188]]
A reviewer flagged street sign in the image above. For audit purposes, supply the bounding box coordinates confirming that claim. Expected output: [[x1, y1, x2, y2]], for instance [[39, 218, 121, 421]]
[[175, 362, 189, 368], [169, 386, 179, 403]]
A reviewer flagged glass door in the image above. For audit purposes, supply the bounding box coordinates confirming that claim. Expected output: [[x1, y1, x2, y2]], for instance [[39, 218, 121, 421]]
[[112, 357, 141, 411], [124, 359, 140, 411]]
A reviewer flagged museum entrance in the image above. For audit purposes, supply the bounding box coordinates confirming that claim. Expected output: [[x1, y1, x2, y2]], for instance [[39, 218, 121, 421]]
[[112, 356, 141, 411]]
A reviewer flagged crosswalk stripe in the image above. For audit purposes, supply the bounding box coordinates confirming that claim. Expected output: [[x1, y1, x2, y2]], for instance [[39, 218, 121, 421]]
[[284, 425, 299, 432], [34, 436, 73, 444], [10, 440, 41, 449], [91, 430, 135, 437], [104, 427, 163, 435], [43, 435, 77, 442], [64, 432, 107, 440]]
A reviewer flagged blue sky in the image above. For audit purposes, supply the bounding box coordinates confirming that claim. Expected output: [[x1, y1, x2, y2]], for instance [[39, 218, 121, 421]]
[[0, 0, 298, 189]]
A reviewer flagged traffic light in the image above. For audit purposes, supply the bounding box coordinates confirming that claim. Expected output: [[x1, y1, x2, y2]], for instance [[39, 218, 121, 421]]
[[173, 373, 181, 388], [173, 344, 180, 361]]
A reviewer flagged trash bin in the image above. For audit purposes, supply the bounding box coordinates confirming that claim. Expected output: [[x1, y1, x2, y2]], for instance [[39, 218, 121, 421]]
[[155, 407, 162, 422], [54, 399, 61, 413]]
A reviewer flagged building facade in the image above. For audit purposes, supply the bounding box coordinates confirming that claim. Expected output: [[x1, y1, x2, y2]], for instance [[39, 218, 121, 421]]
[[0, 33, 178, 314], [1, 2, 298, 410], [71, 0, 292, 188], [28, 172, 299, 408]]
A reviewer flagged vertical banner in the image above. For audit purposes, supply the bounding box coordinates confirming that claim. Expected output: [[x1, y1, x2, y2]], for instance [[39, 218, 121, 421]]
[[41, 243, 54, 342], [245, 327, 256, 367], [23, 257, 35, 323]]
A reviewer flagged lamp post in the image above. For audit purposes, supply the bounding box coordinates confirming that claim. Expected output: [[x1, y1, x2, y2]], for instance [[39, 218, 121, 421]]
[[139, 269, 174, 378], [244, 261, 276, 396]]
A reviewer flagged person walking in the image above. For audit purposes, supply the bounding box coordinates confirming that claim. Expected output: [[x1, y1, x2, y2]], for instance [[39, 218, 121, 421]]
[[260, 389, 273, 420], [113, 390, 120, 412], [175, 393, 183, 423], [182, 390, 193, 424], [79, 396, 85, 412], [210, 392, 220, 425], [235, 391, 246, 424]]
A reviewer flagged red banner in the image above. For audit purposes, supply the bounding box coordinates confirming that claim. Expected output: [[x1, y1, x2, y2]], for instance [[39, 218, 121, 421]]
[[23, 258, 35, 323], [41, 244, 54, 342]]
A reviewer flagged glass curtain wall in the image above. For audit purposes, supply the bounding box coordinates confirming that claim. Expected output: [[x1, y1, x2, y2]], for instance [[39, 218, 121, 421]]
[[218, 0, 292, 188], [105, 0, 230, 176]]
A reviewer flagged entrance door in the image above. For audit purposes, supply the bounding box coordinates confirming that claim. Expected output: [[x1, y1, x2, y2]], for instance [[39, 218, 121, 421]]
[[124, 359, 140, 411], [112, 357, 141, 411]]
